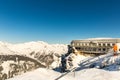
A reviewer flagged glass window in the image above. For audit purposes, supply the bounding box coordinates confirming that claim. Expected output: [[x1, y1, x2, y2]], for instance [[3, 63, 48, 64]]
[[103, 43, 105, 46], [99, 44, 101, 46], [72, 43, 74, 46], [112, 43, 115, 46], [107, 43, 110, 46], [93, 48, 96, 51], [79, 43, 81, 46], [103, 48, 106, 51], [98, 48, 101, 51]]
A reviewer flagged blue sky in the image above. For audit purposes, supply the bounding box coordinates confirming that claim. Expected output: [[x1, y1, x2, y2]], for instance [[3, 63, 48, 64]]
[[0, 0, 120, 44]]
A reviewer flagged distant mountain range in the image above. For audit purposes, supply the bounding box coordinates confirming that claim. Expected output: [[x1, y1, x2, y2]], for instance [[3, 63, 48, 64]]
[[0, 41, 68, 56]]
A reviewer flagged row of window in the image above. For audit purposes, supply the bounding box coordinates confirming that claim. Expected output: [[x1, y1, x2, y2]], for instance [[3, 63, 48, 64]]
[[72, 43, 115, 47], [75, 47, 109, 52]]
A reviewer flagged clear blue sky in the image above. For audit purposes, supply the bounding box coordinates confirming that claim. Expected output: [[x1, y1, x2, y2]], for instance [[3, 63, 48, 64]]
[[0, 0, 120, 44]]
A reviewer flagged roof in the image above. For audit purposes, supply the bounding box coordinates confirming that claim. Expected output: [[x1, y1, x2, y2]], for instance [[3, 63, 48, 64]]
[[71, 38, 120, 43]]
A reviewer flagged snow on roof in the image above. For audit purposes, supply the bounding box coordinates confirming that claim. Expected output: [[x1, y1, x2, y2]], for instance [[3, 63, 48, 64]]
[[86, 37, 114, 40]]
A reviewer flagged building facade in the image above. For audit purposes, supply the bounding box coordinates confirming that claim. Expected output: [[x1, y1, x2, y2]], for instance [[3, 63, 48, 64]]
[[71, 38, 120, 54]]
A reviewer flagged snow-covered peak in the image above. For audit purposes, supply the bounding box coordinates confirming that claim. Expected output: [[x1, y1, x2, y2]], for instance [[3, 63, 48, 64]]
[[0, 41, 11, 46], [22, 41, 49, 46], [0, 41, 15, 55], [0, 41, 68, 56]]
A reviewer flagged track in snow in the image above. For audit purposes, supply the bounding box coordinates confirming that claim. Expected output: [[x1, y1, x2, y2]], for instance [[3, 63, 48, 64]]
[[55, 67, 77, 80]]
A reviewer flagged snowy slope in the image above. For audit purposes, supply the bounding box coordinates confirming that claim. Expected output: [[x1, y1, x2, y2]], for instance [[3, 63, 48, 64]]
[[7, 53, 120, 80], [72, 68, 120, 80], [7, 68, 75, 80], [7, 68, 120, 80]]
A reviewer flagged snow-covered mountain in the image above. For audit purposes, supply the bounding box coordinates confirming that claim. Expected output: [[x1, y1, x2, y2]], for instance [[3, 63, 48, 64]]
[[0, 41, 68, 55], [0, 41, 68, 68], [2, 40, 120, 80], [0, 41, 15, 55], [7, 50, 120, 80]]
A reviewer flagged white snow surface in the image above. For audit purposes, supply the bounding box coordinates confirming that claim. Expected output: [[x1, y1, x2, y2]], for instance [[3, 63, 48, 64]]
[[4, 45, 120, 80], [7, 52, 120, 80], [7, 68, 120, 80], [7, 68, 75, 80]]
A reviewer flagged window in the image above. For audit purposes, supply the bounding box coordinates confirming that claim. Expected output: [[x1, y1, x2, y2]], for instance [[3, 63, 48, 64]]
[[99, 44, 101, 46], [98, 48, 101, 51], [107, 43, 110, 46], [76, 47, 80, 50], [76, 47, 81, 50], [112, 43, 115, 46], [75, 43, 77, 46], [103, 48, 106, 51], [93, 48, 96, 51], [79, 43, 81, 46], [79, 47, 81, 50], [96, 43, 98, 46], [103, 43, 105, 46], [72, 43, 74, 46], [82, 43, 84, 46]]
